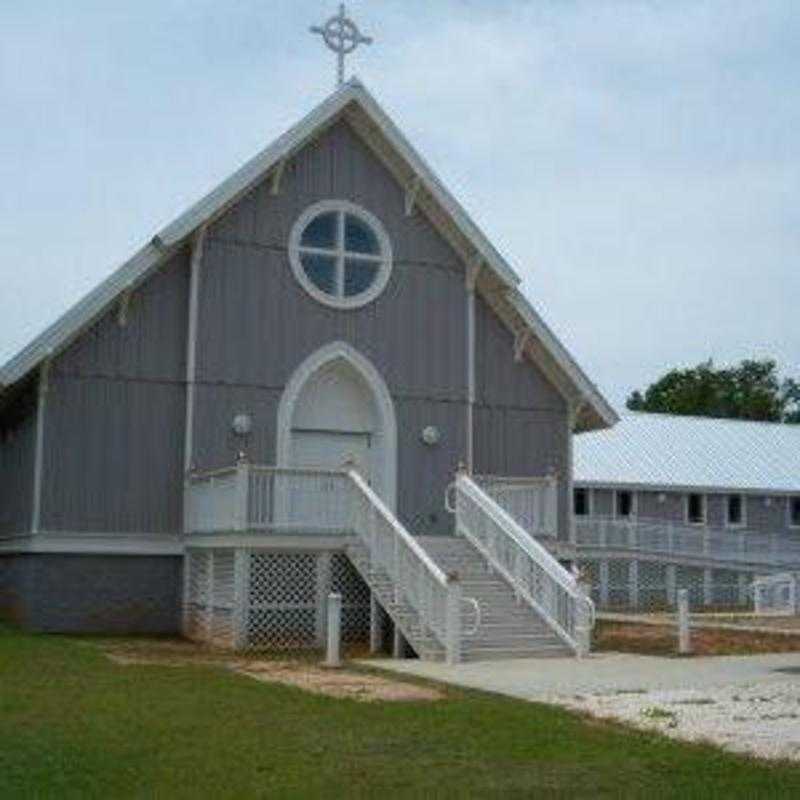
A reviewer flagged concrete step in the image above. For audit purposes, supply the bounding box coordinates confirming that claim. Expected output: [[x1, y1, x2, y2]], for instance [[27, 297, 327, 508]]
[[461, 645, 572, 662]]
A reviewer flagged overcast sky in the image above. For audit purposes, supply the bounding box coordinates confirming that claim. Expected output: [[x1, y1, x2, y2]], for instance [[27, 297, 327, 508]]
[[1, 1, 798, 409]]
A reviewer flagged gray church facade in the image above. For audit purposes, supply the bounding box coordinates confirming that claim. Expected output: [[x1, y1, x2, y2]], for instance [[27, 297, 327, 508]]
[[0, 81, 612, 657]]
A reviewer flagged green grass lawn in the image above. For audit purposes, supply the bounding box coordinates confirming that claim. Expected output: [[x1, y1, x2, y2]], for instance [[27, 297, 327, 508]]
[[1, 625, 799, 798]]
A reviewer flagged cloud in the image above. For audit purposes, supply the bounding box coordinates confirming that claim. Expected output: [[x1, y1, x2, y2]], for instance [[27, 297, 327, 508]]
[[0, 0, 798, 409]]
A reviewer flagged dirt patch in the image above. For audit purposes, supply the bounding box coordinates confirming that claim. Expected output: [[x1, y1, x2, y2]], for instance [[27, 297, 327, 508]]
[[237, 661, 443, 702], [97, 638, 441, 702], [98, 638, 235, 668], [594, 620, 800, 657]]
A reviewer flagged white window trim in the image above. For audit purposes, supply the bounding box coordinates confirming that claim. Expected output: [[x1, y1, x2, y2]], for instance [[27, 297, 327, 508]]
[[574, 486, 593, 518], [788, 495, 800, 529], [288, 199, 393, 310], [725, 493, 747, 529], [613, 489, 637, 520], [685, 492, 707, 526]]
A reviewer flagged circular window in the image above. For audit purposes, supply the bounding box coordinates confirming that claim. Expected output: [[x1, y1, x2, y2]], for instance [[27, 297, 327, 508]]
[[289, 200, 393, 309]]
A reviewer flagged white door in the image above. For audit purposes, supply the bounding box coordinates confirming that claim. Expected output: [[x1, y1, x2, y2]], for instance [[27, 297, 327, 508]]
[[291, 429, 372, 481]]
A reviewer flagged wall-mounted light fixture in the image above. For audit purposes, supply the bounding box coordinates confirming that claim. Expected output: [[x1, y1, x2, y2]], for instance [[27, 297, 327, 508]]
[[232, 414, 253, 436], [421, 425, 440, 446], [657, 492, 667, 504]]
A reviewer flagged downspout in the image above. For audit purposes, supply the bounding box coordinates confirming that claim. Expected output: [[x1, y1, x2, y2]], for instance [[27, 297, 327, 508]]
[[31, 355, 52, 534], [566, 399, 583, 545], [183, 224, 209, 477], [465, 259, 481, 472]]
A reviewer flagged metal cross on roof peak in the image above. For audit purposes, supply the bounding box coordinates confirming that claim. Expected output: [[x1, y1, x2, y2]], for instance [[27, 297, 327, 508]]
[[310, 4, 373, 89]]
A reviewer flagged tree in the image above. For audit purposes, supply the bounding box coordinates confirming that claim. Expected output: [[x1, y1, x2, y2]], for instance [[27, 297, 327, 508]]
[[626, 359, 800, 423]]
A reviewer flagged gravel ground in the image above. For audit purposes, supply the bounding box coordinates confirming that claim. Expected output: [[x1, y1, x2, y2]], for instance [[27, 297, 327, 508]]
[[560, 680, 800, 762], [371, 652, 800, 761]]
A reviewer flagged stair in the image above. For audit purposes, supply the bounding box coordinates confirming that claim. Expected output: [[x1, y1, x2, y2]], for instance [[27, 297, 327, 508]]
[[346, 542, 446, 661], [347, 535, 574, 662]]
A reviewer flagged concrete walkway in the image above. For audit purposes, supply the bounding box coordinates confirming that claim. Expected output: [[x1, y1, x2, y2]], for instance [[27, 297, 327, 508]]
[[368, 651, 800, 698], [366, 652, 800, 761]]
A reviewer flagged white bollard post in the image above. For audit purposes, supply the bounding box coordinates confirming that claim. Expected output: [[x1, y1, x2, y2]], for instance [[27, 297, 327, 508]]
[[325, 592, 342, 667], [677, 588, 691, 655]]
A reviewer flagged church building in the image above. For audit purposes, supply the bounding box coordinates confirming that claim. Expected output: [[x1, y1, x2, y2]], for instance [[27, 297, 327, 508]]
[[0, 72, 614, 661]]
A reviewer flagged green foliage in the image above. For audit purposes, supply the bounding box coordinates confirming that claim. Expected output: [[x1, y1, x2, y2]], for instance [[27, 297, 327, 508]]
[[1, 625, 800, 797], [627, 359, 800, 423]]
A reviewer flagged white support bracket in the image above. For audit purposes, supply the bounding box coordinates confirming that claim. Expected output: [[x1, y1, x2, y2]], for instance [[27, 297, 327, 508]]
[[39, 356, 52, 396], [466, 257, 482, 293], [513, 329, 531, 363], [117, 286, 134, 328], [270, 159, 287, 196], [404, 176, 422, 217]]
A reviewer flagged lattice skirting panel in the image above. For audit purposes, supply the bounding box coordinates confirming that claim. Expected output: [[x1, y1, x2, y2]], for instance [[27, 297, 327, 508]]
[[577, 557, 758, 612], [183, 549, 370, 650]]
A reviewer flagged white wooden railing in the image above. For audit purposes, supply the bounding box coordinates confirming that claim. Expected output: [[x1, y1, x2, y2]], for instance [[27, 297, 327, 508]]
[[451, 472, 594, 656], [348, 471, 463, 663], [574, 516, 800, 568], [186, 462, 352, 535], [475, 474, 559, 538]]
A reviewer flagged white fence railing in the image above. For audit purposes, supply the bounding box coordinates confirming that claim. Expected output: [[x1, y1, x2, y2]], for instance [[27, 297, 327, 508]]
[[475, 475, 559, 538], [575, 517, 800, 568], [348, 471, 462, 663], [186, 463, 352, 535], [185, 468, 240, 534], [452, 473, 593, 656], [753, 572, 800, 615]]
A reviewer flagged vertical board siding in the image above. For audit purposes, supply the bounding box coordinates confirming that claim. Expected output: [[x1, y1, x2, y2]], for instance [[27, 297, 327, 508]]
[[578, 488, 798, 537], [197, 119, 468, 533], [746, 494, 792, 533], [637, 491, 685, 523], [0, 387, 37, 535], [26, 117, 572, 538], [473, 294, 570, 538], [40, 251, 190, 533]]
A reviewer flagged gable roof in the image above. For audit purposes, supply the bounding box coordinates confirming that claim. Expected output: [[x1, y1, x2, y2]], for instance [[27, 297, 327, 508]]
[[0, 78, 617, 431], [574, 412, 800, 493]]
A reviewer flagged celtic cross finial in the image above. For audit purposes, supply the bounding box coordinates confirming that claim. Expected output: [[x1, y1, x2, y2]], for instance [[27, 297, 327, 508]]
[[310, 4, 373, 88]]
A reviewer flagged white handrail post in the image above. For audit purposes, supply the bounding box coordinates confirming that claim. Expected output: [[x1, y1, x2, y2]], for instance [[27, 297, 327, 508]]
[[446, 572, 462, 665], [575, 576, 593, 658], [677, 588, 691, 655], [325, 593, 342, 667], [234, 457, 250, 532], [793, 574, 800, 615], [233, 549, 248, 649]]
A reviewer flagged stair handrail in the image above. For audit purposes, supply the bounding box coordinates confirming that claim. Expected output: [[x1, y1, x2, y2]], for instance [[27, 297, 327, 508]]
[[452, 472, 594, 656], [347, 470, 464, 663]]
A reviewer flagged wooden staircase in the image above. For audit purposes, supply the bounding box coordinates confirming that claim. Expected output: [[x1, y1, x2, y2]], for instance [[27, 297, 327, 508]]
[[347, 535, 572, 662]]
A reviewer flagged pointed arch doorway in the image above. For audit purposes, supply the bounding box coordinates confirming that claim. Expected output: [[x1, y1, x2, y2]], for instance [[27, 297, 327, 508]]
[[276, 342, 398, 509]]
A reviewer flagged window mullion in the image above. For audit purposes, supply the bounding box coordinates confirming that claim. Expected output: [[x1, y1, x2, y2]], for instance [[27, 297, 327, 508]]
[[336, 212, 346, 297]]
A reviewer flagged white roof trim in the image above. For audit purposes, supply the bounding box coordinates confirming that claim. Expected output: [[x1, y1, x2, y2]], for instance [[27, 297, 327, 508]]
[[0, 78, 617, 430]]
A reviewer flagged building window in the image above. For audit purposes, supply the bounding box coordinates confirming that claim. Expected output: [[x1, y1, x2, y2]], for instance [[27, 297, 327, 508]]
[[574, 488, 590, 517], [790, 496, 800, 528], [726, 494, 745, 527], [289, 200, 393, 309], [615, 490, 635, 519], [686, 493, 706, 525]]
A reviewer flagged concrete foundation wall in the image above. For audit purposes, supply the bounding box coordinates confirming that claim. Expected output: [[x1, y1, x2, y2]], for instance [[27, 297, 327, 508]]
[[0, 554, 182, 634]]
